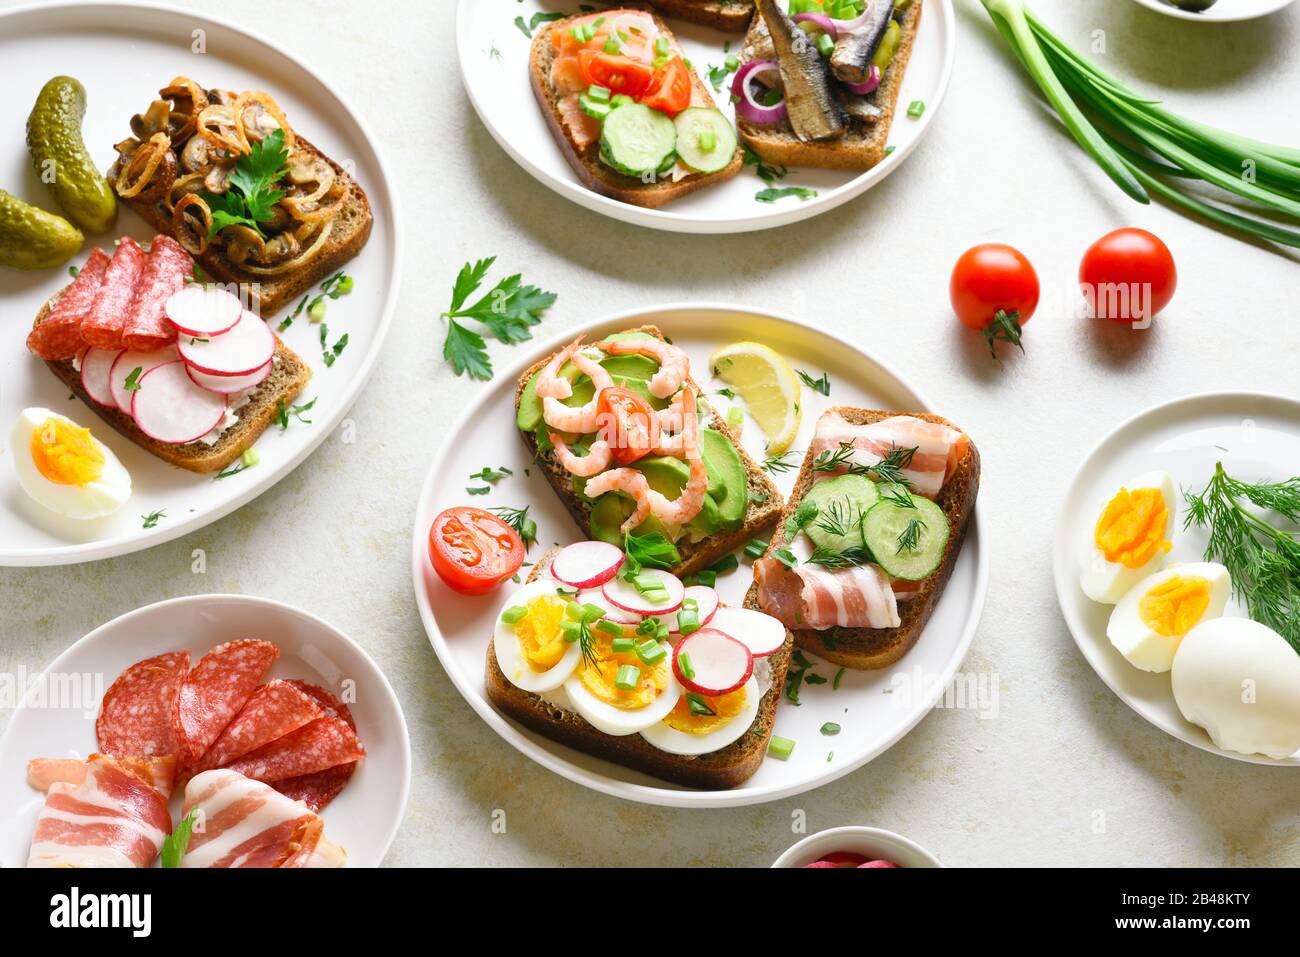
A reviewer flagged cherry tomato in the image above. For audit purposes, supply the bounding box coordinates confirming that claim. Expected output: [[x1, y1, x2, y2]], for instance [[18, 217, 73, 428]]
[[596, 387, 657, 465], [428, 507, 524, 596], [949, 243, 1040, 362], [1079, 227, 1177, 325], [580, 51, 654, 98], [641, 57, 692, 116]]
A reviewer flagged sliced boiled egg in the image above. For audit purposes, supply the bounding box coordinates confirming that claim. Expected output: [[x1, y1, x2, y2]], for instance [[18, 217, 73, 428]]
[[641, 676, 760, 755], [1172, 618, 1300, 759], [493, 579, 583, 693], [1106, 563, 1231, 672], [1080, 470, 1176, 603], [10, 408, 131, 519], [563, 633, 682, 736]]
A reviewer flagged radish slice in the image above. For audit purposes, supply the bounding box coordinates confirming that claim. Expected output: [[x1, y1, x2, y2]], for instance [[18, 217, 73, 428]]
[[551, 541, 625, 589], [165, 285, 243, 337], [707, 606, 787, 657], [130, 360, 227, 444], [79, 348, 120, 408], [177, 310, 275, 376], [671, 585, 719, 634], [577, 588, 640, 625], [109, 345, 180, 413], [673, 629, 753, 696], [602, 569, 685, 616], [187, 359, 273, 395]]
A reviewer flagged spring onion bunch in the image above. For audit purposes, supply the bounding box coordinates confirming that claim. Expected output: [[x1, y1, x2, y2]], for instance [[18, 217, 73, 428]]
[[981, 0, 1300, 247]]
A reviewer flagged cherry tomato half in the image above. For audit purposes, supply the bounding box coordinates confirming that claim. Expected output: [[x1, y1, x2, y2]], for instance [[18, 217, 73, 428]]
[[949, 243, 1040, 362], [596, 387, 657, 466], [428, 507, 524, 596], [641, 57, 692, 117], [580, 51, 654, 98], [1079, 227, 1177, 325]]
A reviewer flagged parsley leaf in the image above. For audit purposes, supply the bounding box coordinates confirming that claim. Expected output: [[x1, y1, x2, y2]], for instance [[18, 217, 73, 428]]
[[202, 129, 289, 237], [440, 258, 556, 381]]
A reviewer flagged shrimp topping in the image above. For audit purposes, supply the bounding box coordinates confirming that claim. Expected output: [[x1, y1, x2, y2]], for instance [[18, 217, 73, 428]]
[[550, 435, 613, 477], [595, 337, 690, 400], [542, 346, 615, 434]]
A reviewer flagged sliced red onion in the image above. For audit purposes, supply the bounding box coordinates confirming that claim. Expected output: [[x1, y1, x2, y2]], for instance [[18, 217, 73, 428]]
[[792, 12, 838, 38], [844, 63, 881, 95], [832, 8, 873, 31], [731, 59, 787, 126]]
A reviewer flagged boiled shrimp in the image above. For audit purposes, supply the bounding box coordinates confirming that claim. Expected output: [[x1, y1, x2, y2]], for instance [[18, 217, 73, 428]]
[[535, 337, 583, 401], [596, 337, 690, 399], [550, 434, 612, 477], [541, 345, 616, 433], [583, 468, 654, 535], [644, 388, 708, 526]]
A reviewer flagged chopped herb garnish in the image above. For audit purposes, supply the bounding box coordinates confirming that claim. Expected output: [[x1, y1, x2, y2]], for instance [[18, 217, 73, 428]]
[[141, 508, 166, 529], [896, 517, 926, 555], [756, 186, 817, 204], [820, 722, 841, 735], [466, 485, 491, 496], [833, 667, 846, 690], [469, 466, 513, 484], [813, 441, 918, 487], [761, 448, 802, 474], [742, 145, 788, 184], [797, 369, 831, 395], [490, 505, 538, 550], [122, 366, 144, 392], [202, 129, 289, 238], [441, 257, 556, 381], [276, 397, 317, 430], [161, 807, 199, 868]]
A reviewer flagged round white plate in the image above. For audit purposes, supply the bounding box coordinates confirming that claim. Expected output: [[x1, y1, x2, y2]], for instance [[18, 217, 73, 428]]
[[0, 0, 402, 566], [456, 0, 954, 234], [412, 304, 988, 808], [1129, 0, 1298, 22], [772, 824, 942, 867], [1053, 391, 1300, 766], [0, 594, 412, 867]]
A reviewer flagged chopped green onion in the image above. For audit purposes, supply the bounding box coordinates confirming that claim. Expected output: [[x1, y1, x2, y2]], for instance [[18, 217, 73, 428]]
[[678, 652, 696, 681], [906, 99, 925, 118], [596, 619, 624, 637], [726, 406, 743, 429], [581, 603, 605, 623], [564, 602, 586, 621], [816, 32, 834, 58], [820, 722, 841, 736], [708, 554, 739, 575], [690, 569, 717, 588], [724, 53, 739, 71], [676, 610, 700, 636], [615, 664, 641, 690], [635, 639, 667, 665], [686, 693, 716, 716], [655, 37, 670, 57], [611, 636, 637, 653], [558, 620, 581, 642], [241, 448, 259, 468], [744, 539, 769, 561], [501, 605, 528, 625], [768, 736, 796, 760]]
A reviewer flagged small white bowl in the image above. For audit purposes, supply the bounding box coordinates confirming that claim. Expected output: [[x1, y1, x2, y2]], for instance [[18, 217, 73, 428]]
[[772, 826, 944, 868]]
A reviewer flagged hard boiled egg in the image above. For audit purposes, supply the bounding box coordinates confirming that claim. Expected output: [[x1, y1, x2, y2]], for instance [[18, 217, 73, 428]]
[[1172, 618, 1300, 759], [493, 579, 583, 693], [10, 408, 131, 519], [1080, 470, 1176, 603], [564, 635, 682, 736], [641, 676, 760, 755], [1106, 563, 1231, 672]]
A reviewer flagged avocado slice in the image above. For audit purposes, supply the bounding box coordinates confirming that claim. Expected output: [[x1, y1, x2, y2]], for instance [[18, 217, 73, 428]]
[[587, 454, 724, 544], [517, 352, 661, 431], [699, 428, 748, 530], [601, 354, 659, 381]]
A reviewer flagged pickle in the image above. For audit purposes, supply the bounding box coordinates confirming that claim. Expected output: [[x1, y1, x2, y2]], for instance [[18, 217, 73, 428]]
[[26, 76, 117, 234], [0, 189, 84, 269]]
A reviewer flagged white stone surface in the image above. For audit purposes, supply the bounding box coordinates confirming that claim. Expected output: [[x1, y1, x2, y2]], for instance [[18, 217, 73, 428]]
[[1, 0, 1298, 866]]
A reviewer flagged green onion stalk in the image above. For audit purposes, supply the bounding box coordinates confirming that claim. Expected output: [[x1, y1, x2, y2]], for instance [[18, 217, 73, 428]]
[[980, 0, 1300, 247]]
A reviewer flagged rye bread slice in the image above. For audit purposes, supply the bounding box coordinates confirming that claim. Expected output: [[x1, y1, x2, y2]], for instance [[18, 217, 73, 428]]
[[737, 0, 923, 171], [746, 408, 980, 670], [530, 7, 745, 208], [484, 547, 794, 789], [514, 324, 783, 578], [110, 133, 372, 317], [645, 0, 755, 31]]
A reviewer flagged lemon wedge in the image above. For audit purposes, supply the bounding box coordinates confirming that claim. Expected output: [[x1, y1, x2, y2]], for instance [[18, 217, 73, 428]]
[[707, 341, 801, 453]]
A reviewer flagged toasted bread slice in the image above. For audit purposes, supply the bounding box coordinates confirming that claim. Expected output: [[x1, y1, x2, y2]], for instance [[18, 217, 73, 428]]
[[645, 0, 754, 31], [111, 133, 371, 317], [530, 8, 745, 208], [746, 408, 980, 670], [34, 292, 311, 474], [515, 325, 782, 578], [737, 0, 923, 171], [485, 547, 794, 789]]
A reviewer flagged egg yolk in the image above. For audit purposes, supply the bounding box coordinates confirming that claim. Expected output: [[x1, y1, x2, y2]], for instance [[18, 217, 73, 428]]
[[30, 418, 104, 486], [513, 595, 571, 672], [577, 632, 667, 710], [1139, 575, 1211, 637], [664, 686, 748, 735], [1094, 487, 1170, 568]]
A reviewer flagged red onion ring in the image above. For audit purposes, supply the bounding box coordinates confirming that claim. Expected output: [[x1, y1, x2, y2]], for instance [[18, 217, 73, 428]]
[[843, 63, 882, 95], [731, 59, 787, 125], [792, 12, 838, 38]]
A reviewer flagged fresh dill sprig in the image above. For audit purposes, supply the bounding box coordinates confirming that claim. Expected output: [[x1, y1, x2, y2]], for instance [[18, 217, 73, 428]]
[[761, 448, 803, 474], [489, 504, 538, 550], [812, 442, 918, 487], [896, 517, 926, 555], [814, 499, 857, 539], [806, 546, 871, 569], [796, 369, 831, 396]]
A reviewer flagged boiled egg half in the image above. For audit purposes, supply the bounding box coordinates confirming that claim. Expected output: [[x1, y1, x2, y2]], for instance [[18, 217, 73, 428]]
[[641, 675, 760, 755], [563, 631, 682, 736], [1106, 563, 1231, 672], [10, 408, 131, 519], [494, 579, 584, 693], [1080, 470, 1175, 603]]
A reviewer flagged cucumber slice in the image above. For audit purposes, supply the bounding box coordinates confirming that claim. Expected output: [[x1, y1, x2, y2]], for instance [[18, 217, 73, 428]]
[[600, 103, 676, 178], [673, 108, 737, 174], [798, 475, 880, 556], [861, 493, 949, 581]]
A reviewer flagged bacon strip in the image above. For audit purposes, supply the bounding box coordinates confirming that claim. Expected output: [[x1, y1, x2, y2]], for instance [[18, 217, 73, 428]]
[[28, 754, 177, 798], [755, 556, 901, 631], [809, 412, 967, 501]]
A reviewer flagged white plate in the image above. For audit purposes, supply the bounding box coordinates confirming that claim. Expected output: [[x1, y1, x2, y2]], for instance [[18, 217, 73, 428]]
[[411, 304, 988, 808], [1129, 0, 1298, 22], [0, 0, 402, 566], [1053, 391, 1300, 766], [456, 0, 954, 234], [0, 594, 412, 867]]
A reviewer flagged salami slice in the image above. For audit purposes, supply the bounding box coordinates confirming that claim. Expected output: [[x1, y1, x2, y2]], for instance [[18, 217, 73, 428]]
[[95, 650, 190, 761], [81, 238, 146, 350], [25, 248, 111, 360], [282, 680, 356, 731], [273, 762, 356, 813], [222, 714, 365, 783], [174, 639, 279, 766], [122, 236, 193, 352], [197, 679, 324, 772]]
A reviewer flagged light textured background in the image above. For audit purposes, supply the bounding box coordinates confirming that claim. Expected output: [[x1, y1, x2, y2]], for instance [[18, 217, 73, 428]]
[[2, 0, 1298, 867]]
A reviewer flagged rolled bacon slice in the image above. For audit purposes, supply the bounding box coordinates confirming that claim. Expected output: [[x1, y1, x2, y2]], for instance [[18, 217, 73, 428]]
[[26, 754, 171, 868], [754, 555, 901, 631], [810, 412, 968, 501], [181, 769, 346, 868]]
